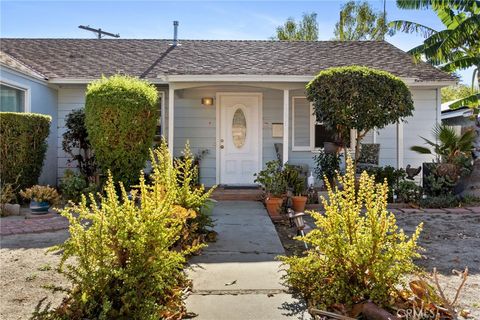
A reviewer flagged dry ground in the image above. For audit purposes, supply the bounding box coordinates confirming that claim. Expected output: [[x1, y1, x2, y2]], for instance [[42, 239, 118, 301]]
[[1, 212, 479, 319], [0, 230, 69, 320]]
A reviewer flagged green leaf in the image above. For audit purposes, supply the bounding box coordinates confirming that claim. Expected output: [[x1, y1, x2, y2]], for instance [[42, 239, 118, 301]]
[[441, 56, 480, 71], [448, 92, 480, 109], [388, 20, 437, 37], [410, 146, 432, 154]]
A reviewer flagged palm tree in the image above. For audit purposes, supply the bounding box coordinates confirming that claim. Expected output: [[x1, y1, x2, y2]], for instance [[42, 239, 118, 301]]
[[411, 124, 475, 163], [389, 0, 479, 110]]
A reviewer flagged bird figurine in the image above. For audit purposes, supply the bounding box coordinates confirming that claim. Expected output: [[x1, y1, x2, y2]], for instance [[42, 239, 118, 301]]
[[405, 165, 421, 180]]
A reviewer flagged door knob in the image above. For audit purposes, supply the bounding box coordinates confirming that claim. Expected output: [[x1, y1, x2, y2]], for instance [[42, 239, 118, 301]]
[[220, 145, 224, 149]]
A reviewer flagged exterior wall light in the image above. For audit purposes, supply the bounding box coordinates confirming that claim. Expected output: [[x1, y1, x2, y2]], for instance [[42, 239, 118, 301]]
[[201, 97, 214, 106]]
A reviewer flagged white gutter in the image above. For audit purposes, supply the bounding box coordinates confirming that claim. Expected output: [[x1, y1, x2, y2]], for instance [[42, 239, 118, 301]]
[[46, 74, 456, 87]]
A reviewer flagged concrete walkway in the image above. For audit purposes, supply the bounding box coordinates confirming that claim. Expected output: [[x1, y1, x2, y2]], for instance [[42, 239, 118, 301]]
[[185, 201, 310, 320]]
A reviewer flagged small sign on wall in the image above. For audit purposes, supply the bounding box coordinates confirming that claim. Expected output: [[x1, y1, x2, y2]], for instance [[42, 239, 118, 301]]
[[272, 123, 283, 138]]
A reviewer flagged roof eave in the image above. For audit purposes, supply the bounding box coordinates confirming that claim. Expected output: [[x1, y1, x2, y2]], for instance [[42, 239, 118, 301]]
[[46, 74, 456, 87]]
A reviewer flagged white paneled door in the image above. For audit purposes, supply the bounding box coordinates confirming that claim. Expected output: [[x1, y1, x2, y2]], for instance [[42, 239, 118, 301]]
[[218, 93, 262, 185]]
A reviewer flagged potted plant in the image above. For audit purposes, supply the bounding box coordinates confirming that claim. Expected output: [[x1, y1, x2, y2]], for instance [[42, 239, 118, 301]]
[[254, 161, 285, 217], [283, 164, 307, 212], [20, 185, 60, 214]]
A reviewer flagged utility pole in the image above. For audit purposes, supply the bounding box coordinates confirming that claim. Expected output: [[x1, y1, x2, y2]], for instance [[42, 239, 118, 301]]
[[383, 0, 387, 40], [78, 25, 120, 39]]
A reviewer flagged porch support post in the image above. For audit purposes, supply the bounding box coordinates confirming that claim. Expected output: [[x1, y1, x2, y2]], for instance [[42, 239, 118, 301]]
[[168, 85, 175, 156], [283, 89, 289, 164], [397, 121, 404, 169]]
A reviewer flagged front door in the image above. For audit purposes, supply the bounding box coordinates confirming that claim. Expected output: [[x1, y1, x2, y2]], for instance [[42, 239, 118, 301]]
[[218, 93, 262, 185]]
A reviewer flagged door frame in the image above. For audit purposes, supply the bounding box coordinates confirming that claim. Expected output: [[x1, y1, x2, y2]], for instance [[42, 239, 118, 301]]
[[215, 92, 263, 185]]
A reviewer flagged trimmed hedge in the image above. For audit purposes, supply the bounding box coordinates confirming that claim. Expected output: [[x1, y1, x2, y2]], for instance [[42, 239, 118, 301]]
[[85, 75, 158, 187], [0, 112, 51, 189]]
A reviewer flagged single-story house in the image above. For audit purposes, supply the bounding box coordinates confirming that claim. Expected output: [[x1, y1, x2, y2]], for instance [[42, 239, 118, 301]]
[[0, 37, 456, 187], [441, 101, 479, 159]]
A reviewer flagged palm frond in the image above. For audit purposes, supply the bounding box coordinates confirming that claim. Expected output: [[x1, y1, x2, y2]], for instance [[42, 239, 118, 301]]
[[435, 124, 459, 147], [448, 92, 480, 109], [410, 146, 432, 154], [421, 137, 439, 148], [396, 0, 480, 11], [441, 56, 480, 71], [388, 20, 437, 37], [458, 129, 476, 152]]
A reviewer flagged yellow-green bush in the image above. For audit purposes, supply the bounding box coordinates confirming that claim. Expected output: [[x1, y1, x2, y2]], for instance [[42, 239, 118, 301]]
[[152, 140, 215, 249], [0, 112, 51, 190], [281, 158, 423, 309], [85, 75, 158, 187], [34, 142, 214, 319]]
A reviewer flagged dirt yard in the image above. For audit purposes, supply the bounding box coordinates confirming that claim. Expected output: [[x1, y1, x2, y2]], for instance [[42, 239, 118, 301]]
[[275, 212, 480, 319], [1, 212, 479, 319], [0, 230, 69, 320]]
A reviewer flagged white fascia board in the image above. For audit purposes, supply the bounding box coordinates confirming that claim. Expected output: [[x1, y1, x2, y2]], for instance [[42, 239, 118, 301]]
[[0, 65, 48, 85], [404, 79, 457, 88], [157, 74, 314, 83], [46, 75, 456, 88], [48, 77, 167, 84]]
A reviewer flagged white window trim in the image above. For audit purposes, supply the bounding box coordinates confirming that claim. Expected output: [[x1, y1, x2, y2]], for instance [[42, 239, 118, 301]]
[[291, 96, 312, 151], [0, 79, 31, 112], [291, 95, 356, 153]]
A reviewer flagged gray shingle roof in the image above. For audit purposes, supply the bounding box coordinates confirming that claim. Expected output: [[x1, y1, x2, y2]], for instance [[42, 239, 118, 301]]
[[0, 39, 454, 82]]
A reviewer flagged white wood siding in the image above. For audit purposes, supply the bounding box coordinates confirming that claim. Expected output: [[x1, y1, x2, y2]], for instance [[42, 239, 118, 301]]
[[57, 86, 87, 182], [55, 85, 439, 186]]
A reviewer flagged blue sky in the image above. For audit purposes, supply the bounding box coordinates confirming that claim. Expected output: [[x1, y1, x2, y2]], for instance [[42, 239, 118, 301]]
[[0, 0, 472, 83]]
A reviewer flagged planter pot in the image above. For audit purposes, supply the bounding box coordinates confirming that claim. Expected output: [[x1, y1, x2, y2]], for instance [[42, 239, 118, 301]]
[[30, 201, 50, 214], [323, 142, 340, 154], [265, 197, 283, 217], [291, 196, 308, 213]]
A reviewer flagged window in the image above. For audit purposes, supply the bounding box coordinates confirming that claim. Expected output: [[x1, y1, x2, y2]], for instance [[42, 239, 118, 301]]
[[292, 96, 352, 151], [0, 84, 26, 112], [292, 97, 311, 151]]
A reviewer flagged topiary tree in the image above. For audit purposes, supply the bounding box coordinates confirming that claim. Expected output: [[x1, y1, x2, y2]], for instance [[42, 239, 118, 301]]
[[0, 112, 51, 190], [85, 75, 158, 187], [306, 66, 414, 165]]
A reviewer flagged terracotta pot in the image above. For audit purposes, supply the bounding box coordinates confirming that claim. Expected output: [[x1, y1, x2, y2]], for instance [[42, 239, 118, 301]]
[[291, 196, 308, 213], [265, 197, 283, 217]]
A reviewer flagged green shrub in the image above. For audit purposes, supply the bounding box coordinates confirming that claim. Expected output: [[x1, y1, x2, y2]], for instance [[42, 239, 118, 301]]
[[62, 109, 96, 180], [313, 150, 342, 185], [254, 160, 286, 197], [419, 195, 459, 208], [0, 112, 51, 190], [365, 165, 406, 201], [85, 75, 158, 187], [281, 158, 422, 309], [60, 169, 97, 204], [395, 180, 422, 204]]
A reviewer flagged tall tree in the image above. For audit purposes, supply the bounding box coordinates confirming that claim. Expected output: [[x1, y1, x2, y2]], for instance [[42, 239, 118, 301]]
[[333, 1, 387, 40], [273, 13, 318, 41], [389, 0, 479, 110]]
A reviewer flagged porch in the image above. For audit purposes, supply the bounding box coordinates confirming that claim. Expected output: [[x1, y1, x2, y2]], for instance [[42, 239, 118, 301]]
[[162, 81, 383, 187]]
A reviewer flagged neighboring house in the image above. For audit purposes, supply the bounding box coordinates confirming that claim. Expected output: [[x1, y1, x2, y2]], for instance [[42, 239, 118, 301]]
[[441, 101, 479, 158], [0, 38, 455, 187]]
